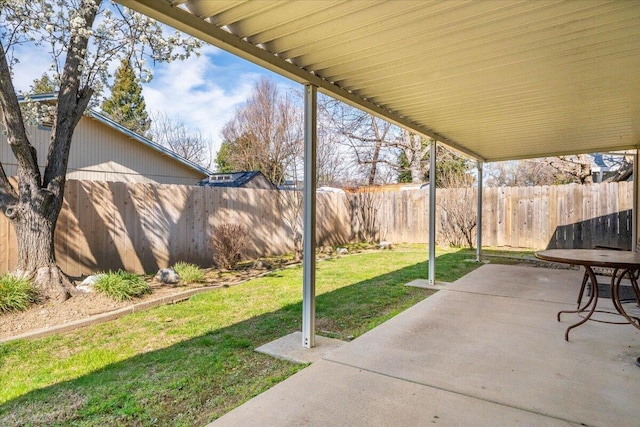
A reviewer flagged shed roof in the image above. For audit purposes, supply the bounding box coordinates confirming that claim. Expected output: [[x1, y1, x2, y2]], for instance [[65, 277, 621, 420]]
[[197, 171, 276, 188], [119, 0, 640, 162]]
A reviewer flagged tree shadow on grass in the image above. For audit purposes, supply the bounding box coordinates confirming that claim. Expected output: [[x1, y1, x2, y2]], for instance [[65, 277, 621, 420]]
[[0, 251, 481, 427]]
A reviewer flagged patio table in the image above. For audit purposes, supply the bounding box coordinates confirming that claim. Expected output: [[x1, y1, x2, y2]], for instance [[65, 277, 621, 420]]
[[535, 249, 640, 341]]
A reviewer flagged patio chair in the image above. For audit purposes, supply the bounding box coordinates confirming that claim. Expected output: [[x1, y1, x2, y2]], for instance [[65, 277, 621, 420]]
[[576, 245, 640, 307]]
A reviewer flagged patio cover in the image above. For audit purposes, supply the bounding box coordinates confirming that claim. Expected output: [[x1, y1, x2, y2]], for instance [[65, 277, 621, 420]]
[[118, 0, 640, 161], [118, 0, 640, 348]]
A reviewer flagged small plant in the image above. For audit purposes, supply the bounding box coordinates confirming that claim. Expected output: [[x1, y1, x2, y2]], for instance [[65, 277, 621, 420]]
[[211, 224, 248, 269], [172, 261, 205, 284], [94, 270, 151, 301], [0, 274, 39, 313]]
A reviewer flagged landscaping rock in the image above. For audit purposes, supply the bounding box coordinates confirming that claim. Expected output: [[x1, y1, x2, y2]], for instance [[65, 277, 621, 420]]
[[80, 274, 106, 286], [337, 247, 348, 255], [76, 274, 106, 293], [379, 241, 393, 250], [155, 268, 180, 285], [253, 259, 272, 270]]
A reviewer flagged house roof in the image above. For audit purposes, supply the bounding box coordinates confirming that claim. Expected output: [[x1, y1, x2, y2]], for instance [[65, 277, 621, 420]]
[[19, 93, 212, 177], [119, 0, 640, 162], [197, 170, 276, 188]]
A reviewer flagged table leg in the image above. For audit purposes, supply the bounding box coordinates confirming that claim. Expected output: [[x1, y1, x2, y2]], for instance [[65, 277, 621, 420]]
[[612, 269, 640, 331], [558, 266, 600, 341]]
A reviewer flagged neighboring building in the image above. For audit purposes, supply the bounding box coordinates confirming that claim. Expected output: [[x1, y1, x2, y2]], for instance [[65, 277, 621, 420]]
[[197, 171, 277, 189], [589, 152, 635, 183], [0, 94, 211, 185]]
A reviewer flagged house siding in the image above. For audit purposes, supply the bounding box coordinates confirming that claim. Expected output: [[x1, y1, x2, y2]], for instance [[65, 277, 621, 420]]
[[0, 115, 206, 185]]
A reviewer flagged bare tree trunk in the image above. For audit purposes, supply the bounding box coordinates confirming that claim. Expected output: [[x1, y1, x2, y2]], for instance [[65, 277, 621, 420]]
[[408, 134, 425, 184], [9, 202, 76, 301], [367, 141, 381, 185]]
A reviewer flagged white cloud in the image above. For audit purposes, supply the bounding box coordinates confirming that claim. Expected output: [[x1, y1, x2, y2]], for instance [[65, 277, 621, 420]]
[[143, 45, 264, 159]]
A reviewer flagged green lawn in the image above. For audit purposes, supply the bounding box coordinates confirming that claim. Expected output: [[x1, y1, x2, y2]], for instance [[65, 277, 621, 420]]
[[0, 246, 530, 426]]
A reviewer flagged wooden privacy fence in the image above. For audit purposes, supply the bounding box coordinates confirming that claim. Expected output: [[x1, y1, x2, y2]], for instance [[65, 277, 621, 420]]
[[0, 181, 351, 277], [357, 181, 633, 250], [0, 180, 633, 276]]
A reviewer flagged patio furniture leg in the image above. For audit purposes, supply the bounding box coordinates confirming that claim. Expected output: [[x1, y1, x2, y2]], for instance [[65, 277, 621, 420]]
[[577, 269, 589, 306], [612, 269, 640, 331], [558, 266, 600, 341]]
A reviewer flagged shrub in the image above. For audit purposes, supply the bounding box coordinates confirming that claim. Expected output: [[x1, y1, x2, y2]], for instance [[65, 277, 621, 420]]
[[0, 274, 39, 313], [94, 270, 151, 301], [211, 224, 248, 269], [172, 261, 205, 284]]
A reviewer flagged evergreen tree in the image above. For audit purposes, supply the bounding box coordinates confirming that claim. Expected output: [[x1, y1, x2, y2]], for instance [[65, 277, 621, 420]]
[[30, 74, 57, 94], [101, 59, 150, 136], [424, 145, 473, 187], [215, 141, 236, 173]]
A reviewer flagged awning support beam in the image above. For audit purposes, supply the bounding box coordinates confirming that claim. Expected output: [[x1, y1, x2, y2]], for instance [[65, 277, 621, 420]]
[[429, 141, 437, 285], [633, 149, 638, 252], [476, 160, 483, 262], [302, 83, 317, 348]]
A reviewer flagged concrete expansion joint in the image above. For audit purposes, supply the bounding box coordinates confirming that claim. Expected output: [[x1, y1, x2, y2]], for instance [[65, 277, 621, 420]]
[[321, 358, 583, 426]]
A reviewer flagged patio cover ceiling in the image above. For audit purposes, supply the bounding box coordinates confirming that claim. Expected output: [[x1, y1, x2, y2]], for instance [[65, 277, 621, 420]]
[[119, 0, 640, 162]]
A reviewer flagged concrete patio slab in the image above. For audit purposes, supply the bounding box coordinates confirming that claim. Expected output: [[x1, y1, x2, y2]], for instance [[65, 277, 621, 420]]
[[255, 331, 345, 364], [211, 264, 640, 427], [214, 359, 579, 427]]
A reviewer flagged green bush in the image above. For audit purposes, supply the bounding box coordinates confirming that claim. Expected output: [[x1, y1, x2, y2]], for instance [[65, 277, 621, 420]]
[[0, 274, 39, 313], [172, 261, 205, 284], [94, 270, 151, 301]]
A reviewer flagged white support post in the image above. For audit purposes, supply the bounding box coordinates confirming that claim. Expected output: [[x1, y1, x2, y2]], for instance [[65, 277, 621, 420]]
[[429, 141, 437, 285], [302, 84, 317, 348], [634, 149, 638, 252], [476, 160, 483, 262]]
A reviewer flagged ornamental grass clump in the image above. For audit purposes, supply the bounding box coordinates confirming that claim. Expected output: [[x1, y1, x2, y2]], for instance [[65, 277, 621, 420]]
[[172, 261, 205, 284], [0, 274, 39, 313], [94, 270, 151, 301]]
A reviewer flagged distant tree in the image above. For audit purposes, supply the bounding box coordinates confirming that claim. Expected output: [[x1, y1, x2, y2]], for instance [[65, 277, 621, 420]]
[[217, 77, 304, 259], [396, 130, 429, 184], [217, 78, 302, 185], [30, 74, 57, 94], [315, 94, 351, 186], [486, 155, 600, 187], [149, 111, 211, 168], [486, 160, 563, 187], [0, 0, 199, 302], [422, 143, 472, 188], [215, 140, 235, 173], [319, 97, 397, 185], [101, 59, 150, 136], [546, 155, 593, 184]]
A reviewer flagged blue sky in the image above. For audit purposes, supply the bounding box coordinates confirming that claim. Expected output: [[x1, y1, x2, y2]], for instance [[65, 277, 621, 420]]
[[140, 44, 297, 159], [11, 41, 298, 164]]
